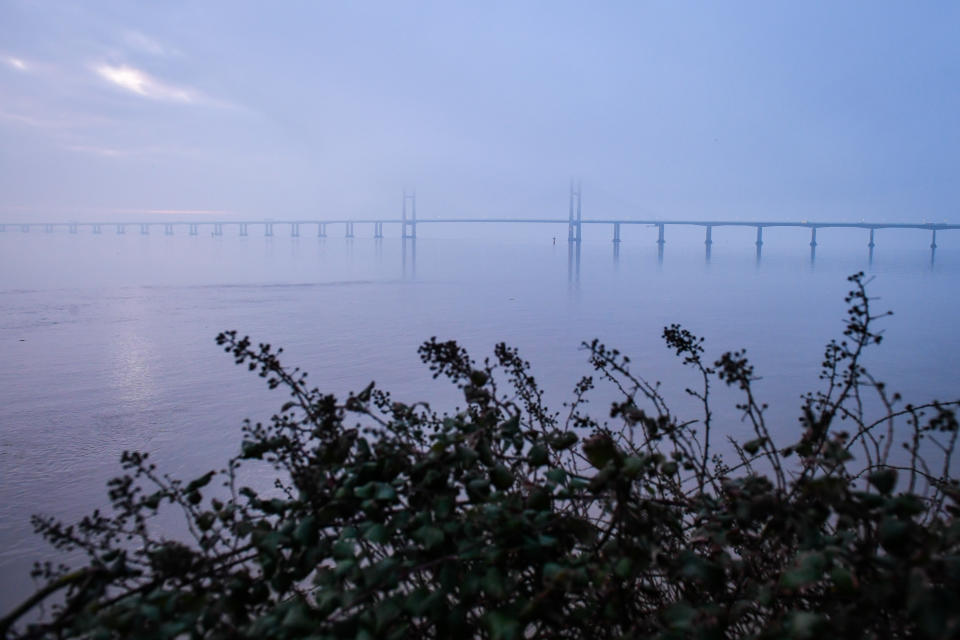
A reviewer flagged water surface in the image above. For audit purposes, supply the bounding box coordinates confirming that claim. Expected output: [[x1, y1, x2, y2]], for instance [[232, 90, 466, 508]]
[[1, 227, 958, 609]]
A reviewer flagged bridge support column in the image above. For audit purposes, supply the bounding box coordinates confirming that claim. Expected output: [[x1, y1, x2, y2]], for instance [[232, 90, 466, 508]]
[[705, 225, 713, 246], [317, 223, 326, 238], [264, 223, 273, 237], [345, 222, 355, 238], [291, 223, 300, 237], [69, 223, 78, 234], [189, 223, 198, 236], [20, 224, 29, 232], [238, 223, 247, 236], [140, 224, 149, 235], [567, 181, 582, 243], [93, 224, 102, 234], [809, 227, 817, 247], [657, 223, 665, 246], [755, 226, 763, 248], [931, 229, 938, 249], [868, 228, 875, 248], [116, 224, 125, 234], [164, 224, 173, 236], [402, 190, 417, 239], [213, 223, 223, 236], [45, 224, 54, 233], [612, 222, 621, 244], [374, 222, 383, 238]]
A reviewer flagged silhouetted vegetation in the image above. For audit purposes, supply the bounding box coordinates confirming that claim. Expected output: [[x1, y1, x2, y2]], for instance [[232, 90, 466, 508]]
[[4, 273, 960, 639]]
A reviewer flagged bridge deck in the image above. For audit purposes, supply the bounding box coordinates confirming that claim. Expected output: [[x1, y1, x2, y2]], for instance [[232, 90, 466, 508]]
[[3, 219, 958, 230]]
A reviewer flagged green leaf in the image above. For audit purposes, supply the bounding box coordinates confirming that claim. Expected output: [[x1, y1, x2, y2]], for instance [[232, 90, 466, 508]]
[[375, 483, 397, 501], [829, 566, 856, 594], [780, 552, 826, 590], [294, 515, 317, 546], [742, 437, 767, 456], [414, 525, 444, 549], [867, 468, 898, 495], [354, 483, 375, 499], [490, 464, 513, 490], [485, 611, 521, 640], [333, 541, 355, 559], [545, 468, 566, 484], [549, 431, 578, 450], [614, 557, 632, 578], [879, 516, 910, 554], [364, 523, 390, 543], [457, 445, 479, 465], [186, 471, 215, 493], [196, 512, 215, 532], [528, 444, 549, 467], [785, 611, 825, 639], [375, 597, 402, 632], [662, 601, 696, 631], [622, 456, 646, 478], [483, 567, 506, 600]]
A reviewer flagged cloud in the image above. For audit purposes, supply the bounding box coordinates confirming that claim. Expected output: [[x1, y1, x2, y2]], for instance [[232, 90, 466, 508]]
[[64, 143, 199, 158], [95, 63, 196, 103], [0, 108, 109, 130], [122, 31, 179, 57], [3, 55, 28, 71], [65, 145, 130, 157]]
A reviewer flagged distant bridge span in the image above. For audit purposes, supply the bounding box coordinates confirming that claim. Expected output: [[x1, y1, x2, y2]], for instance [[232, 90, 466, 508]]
[[1, 218, 955, 252]]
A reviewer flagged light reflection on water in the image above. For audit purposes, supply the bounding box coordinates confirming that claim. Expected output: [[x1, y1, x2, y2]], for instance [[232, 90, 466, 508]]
[[0, 230, 958, 610]]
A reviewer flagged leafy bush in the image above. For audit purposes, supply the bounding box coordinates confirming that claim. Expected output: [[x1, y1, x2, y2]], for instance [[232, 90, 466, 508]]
[[4, 273, 960, 639]]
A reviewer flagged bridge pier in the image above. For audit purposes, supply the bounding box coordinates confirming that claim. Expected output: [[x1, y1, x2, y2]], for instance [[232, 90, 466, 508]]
[[402, 190, 418, 239], [45, 224, 54, 233], [868, 228, 875, 249], [291, 223, 300, 237], [809, 227, 817, 247], [140, 224, 149, 235], [705, 225, 713, 246], [567, 238, 581, 284], [93, 224, 102, 234], [264, 223, 273, 237], [164, 223, 173, 236], [116, 224, 125, 234], [567, 182, 582, 243], [612, 222, 621, 244], [345, 222, 355, 238], [374, 222, 383, 238], [213, 223, 223, 236], [69, 223, 78, 234], [656, 223, 665, 246], [189, 223, 198, 236], [755, 226, 763, 248], [931, 229, 938, 249], [20, 224, 29, 233], [238, 223, 247, 236], [317, 222, 327, 238]]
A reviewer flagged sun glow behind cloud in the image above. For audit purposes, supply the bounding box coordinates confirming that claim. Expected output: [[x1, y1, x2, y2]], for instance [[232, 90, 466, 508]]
[[95, 64, 194, 103]]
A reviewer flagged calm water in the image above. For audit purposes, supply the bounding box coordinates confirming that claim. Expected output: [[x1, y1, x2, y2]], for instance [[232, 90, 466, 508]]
[[2, 226, 959, 609]]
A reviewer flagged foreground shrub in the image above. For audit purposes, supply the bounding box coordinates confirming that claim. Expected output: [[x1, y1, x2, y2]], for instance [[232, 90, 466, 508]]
[[3, 273, 960, 639]]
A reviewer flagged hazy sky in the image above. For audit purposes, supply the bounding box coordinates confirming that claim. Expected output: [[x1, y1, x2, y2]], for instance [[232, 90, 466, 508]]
[[1, 1, 958, 222]]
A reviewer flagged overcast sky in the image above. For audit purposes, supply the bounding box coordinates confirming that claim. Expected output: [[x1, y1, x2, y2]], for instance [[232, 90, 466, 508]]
[[1, 1, 958, 222]]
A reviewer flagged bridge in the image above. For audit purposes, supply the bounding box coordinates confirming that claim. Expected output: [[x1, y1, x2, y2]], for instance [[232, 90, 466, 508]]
[[1, 187, 955, 256]]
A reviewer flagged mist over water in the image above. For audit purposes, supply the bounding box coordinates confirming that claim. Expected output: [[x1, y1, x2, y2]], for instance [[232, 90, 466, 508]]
[[1, 229, 959, 608]]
